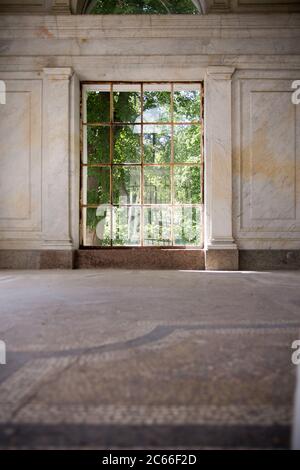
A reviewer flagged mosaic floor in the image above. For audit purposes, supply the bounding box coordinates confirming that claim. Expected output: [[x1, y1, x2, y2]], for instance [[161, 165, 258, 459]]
[[0, 269, 299, 449]]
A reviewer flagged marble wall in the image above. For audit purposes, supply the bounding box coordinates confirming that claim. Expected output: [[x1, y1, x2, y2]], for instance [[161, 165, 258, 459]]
[[0, 14, 299, 268], [205, 0, 300, 13], [0, 1, 72, 15], [0, 78, 42, 248], [233, 72, 300, 250]]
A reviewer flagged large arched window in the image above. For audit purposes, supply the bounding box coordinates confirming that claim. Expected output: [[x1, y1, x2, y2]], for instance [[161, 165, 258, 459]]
[[79, 0, 202, 15]]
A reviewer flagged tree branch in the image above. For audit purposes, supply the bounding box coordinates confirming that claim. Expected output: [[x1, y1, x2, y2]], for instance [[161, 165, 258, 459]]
[[158, 0, 171, 13]]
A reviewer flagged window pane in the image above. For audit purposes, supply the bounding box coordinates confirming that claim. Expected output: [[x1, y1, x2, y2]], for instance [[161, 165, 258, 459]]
[[144, 166, 171, 204], [113, 84, 141, 123], [173, 206, 202, 246], [113, 166, 141, 205], [174, 166, 201, 204], [86, 89, 110, 123], [174, 124, 201, 163], [173, 84, 201, 122], [112, 206, 141, 246], [143, 125, 171, 163], [144, 207, 172, 246], [113, 125, 141, 163], [83, 207, 111, 247], [90, 2, 198, 14], [82, 82, 203, 248], [86, 167, 110, 205], [143, 84, 171, 123], [87, 126, 110, 164]]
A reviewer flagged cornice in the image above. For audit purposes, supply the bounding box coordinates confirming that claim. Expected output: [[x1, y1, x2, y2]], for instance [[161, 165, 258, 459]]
[[206, 66, 235, 80], [43, 66, 73, 78], [0, 13, 300, 40]]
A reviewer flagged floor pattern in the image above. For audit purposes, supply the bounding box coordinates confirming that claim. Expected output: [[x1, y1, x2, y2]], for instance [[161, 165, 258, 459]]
[[0, 269, 299, 449]]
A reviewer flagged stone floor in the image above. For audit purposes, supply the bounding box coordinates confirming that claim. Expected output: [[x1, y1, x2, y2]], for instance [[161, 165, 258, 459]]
[[0, 269, 300, 449]]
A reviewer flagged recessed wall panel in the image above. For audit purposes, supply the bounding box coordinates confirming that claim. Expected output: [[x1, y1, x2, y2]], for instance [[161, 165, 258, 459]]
[[0, 79, 42, 233], [250, 91, 295, 221]]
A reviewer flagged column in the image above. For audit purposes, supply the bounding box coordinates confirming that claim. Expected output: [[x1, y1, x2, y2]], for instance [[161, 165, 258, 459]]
[[204, 66, 238, 270], [50, 0, 72, 14], [42, 67, 73, 250]]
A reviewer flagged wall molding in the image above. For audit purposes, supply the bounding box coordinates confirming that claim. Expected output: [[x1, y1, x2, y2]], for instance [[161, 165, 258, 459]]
[[233, 70, 300, 250], [1, 14, 300, 38], [0, 78, 42, 237]]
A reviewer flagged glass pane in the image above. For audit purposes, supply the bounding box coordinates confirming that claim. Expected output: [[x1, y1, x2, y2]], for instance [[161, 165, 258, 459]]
[[144, 207, 172, 246], [174, 166, 201, 204], [82, 83, 203, 248], [144, 166, 171, 204], [112, 206, 141, 246], [87, 126, 110, 164], [113, 84, 141, 123], [86, 88, 110, 123], [173, 84, 201, 122], [113, 166, 141, 205], [83, 207, 111, 247], [90, 2, 198, 14], [173, 206, 202, 246], [113, 125, 141, 163], [143, 125, 171, 163], [86, 166, 110, 205], [143, 84, 171, 123], [174, 124, 201, 163]]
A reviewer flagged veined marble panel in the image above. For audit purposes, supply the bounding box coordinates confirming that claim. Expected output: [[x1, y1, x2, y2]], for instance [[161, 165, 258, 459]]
[[233, 75, 300, 249], [0, 79, 42, 234]]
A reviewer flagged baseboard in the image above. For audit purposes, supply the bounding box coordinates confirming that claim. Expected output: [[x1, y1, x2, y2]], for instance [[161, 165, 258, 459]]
[[239, 250, 300, 271], [205, 249, 239, 271], [74, 248, 205, 270], [0, 250, 74, 269], [0, 249, 299, 271]]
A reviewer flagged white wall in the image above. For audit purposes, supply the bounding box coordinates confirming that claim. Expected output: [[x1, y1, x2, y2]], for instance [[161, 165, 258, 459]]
[[233, 71, 300, 249], [0, 76, 43, 248], [0, 1, 72, 14], [0, 14, 300, 259]]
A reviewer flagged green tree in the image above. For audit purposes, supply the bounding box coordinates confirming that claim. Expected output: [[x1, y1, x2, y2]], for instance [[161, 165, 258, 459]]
[[91, 0, 198, 14], [84, 86, 202, 246]]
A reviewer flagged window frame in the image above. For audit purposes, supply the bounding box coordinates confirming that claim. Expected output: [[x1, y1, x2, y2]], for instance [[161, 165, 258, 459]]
[[80, 81, 204, 248]]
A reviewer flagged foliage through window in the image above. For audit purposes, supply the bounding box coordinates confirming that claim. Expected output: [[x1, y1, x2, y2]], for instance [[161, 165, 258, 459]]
[[90, 0, 199, 15], [81, 82, 203, 247]]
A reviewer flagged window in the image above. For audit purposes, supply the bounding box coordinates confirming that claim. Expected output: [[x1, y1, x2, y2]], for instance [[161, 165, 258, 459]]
[[89, 0, 200, 15], [81, 82, 203, 247]]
